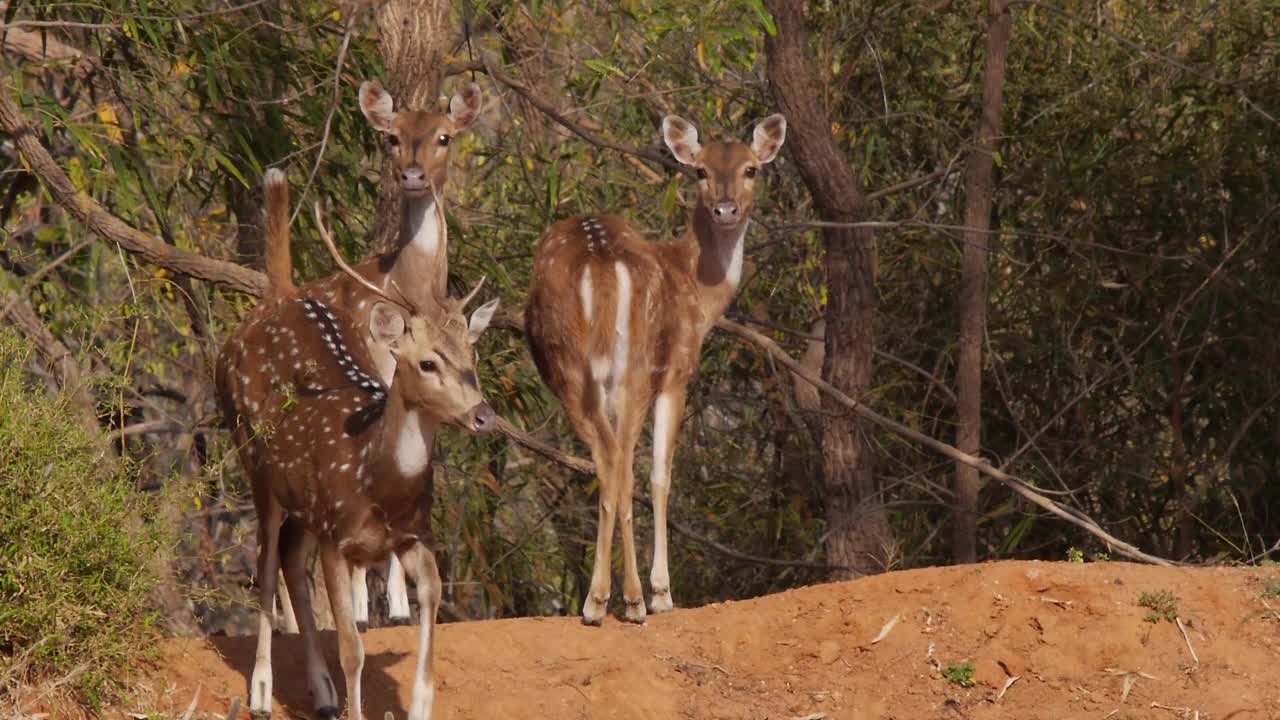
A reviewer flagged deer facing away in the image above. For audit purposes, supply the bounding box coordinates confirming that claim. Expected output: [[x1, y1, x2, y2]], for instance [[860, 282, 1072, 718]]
[[525, 113, 787, 624], [217, 169, 497, 720], [296, 78, 485, 628]]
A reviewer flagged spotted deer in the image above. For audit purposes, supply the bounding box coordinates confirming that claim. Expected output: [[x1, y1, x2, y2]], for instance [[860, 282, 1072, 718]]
[[525, 113, 787, 624], [217, 169, 498, 720], [300, 78, 485, 628]]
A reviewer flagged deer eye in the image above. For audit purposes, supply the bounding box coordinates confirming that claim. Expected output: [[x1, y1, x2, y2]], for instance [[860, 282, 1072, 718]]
[[419, 359, 438, 373], [387, 135, 400, 147], [438, 134, 451, 146], [744, 166, 758, 178], [695, 167, 707, 180]]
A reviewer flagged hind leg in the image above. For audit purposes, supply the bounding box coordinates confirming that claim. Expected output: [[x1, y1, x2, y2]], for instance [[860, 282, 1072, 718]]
[[249, 494, 284, 717], [280, 521, 339, 718]]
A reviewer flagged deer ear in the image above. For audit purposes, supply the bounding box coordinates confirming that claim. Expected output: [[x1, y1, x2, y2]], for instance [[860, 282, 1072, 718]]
[[751, 114, 787, 164], [359, 80, 397, 133], [449, 83, 483, 131], [662, 115, 701, 166], [467, 298, 499, 343], [369, 302, 407, 346]]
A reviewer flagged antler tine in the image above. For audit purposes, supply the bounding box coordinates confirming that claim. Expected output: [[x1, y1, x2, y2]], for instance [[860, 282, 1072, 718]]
[[460, 275, 487, 309], [312, 201, 411, 313]]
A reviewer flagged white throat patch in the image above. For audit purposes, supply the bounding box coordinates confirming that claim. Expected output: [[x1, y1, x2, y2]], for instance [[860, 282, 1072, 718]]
[[395, 410, 430, 476]]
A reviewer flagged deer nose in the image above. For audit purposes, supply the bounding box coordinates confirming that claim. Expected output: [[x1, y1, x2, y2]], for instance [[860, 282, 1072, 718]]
[[401, 166, 426, 190], [712, 201, 740, 225], [468, 402, 496, 434]]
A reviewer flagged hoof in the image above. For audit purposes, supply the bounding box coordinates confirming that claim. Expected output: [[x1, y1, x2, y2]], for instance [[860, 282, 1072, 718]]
[[355, 620, 369, 633], [623, 598, 647, 624], [315, 705, 340, 719], [581, 594, 608, 626], [389, 615, 414, 627], [649, 590, 674, 614], [249, 711, 271, 720]]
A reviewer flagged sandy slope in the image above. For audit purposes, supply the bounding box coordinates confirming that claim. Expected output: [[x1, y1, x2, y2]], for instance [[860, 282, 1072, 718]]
[[134, 561, 1280, 719]]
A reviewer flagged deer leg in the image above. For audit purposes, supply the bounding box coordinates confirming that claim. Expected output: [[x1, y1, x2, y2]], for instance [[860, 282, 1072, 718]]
[[350, 565, 369, 631], [274, 571, 299, 634], [648, 388, 686, 614], [386, 553, 413, 624], [617, 398, 647, 624], [249, 497, 284, 718], [321, 544, 364, 720], [397, 542, 442, 720], [281, 526, 339, 719], [583, 435, 619, 626]]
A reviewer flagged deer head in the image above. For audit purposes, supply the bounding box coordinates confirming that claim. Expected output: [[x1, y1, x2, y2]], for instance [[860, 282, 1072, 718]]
[[662, 113, 787, 227], [359, 79, 484, 198], [368, 296, 497, 434]]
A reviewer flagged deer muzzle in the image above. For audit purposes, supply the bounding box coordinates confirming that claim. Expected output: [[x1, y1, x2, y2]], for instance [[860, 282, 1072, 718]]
[[463, 402, 496, 435]]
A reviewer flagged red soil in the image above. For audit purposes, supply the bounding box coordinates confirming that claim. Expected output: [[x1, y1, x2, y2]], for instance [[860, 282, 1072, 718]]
[[131, 561, 1280, 719]]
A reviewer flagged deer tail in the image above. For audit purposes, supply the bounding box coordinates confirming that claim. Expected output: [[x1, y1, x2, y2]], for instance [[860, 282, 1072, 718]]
[[263, 168, 296, 299]]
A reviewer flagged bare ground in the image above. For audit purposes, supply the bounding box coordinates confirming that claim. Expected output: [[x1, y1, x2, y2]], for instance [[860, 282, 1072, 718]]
[[121, 561, 1280, 719]]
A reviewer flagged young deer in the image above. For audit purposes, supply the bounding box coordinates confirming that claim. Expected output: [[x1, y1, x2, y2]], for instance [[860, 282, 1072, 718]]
[[525, 113, 787, 624], [218, 169, 497, 720], [301, 78, 486, 627]]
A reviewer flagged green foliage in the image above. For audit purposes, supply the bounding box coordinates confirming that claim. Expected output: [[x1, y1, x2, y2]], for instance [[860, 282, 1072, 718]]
[[0, 331, 167, 700], [1066, 547, 1084, 563], [942, 661, 975, 688], [1260, 582, 1280, 599], [1137, 590, 1180, 623]]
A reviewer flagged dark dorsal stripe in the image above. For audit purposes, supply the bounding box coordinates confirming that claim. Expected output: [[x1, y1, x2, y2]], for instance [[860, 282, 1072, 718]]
[[581, 216, 608, 251], [300, 299, 387, 404]]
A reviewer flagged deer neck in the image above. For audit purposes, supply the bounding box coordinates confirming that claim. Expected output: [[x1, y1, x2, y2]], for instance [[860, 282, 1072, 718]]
[[371, 383, 438, 481], [682, 202, 748, 321], [384, 194, 447, 308]]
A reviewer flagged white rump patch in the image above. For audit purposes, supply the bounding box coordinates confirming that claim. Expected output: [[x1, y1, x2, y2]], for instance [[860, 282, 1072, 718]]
[[612, 262, 632, 381], [395, 410, 429, 476], [579, 267, 593, 322]]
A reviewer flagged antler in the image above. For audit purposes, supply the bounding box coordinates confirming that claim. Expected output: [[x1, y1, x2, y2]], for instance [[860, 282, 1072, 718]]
[[459, 275, 487, 308], [313, 201, 417, 314]]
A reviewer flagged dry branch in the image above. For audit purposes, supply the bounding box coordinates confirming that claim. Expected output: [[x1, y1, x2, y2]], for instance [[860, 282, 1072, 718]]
[[0, 88, 268, 296]]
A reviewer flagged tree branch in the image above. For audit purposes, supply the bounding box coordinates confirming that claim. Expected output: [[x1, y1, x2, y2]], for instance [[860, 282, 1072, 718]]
[[0, 87, 268, 297], [476, 54, 688, 176], [713, 317, 1177, 567]]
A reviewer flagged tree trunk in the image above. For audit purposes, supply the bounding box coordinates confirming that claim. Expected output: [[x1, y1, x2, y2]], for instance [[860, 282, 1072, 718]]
[[369, 0, 455, 255], [764, 0, 892, 578], [954, 0, 1012, 564]]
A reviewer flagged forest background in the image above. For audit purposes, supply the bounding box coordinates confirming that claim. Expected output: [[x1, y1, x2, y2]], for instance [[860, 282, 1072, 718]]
[[0, 0, 1277, 700]]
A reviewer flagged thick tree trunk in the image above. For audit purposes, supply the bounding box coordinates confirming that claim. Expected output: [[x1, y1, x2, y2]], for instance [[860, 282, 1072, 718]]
[[369, 0, 455, 255], [764, 0, 893, 578], [954, 0, 1012, 564]]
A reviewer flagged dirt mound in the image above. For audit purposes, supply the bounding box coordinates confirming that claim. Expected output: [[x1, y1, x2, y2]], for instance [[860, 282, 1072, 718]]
[[135, 561, 1280, 719]]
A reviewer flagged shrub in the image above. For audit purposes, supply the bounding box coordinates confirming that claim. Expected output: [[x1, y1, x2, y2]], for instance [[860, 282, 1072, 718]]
[[0, 330, 166, 702]]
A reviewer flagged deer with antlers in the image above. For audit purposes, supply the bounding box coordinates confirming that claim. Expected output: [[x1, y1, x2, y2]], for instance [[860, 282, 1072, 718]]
[[218, 169, 497, 720], [297, 78, 485, 628], [525, 113, 787, 624]]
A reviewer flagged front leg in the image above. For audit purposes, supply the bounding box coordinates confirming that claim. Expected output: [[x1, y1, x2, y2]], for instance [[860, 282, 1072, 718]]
[[648, 388, 686, 614], [320, 544, 364, 720], [386, 553, 413, 624], [397, 542, 442, 720]]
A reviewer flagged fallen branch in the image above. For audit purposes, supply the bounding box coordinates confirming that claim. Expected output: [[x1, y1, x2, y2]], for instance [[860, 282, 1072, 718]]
[[1174, 617, 1199, 669]]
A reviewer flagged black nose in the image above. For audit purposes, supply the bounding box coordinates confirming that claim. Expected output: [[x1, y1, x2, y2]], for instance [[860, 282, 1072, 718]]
[[470, 403, 496, 434], [712, 201, 740, 224]]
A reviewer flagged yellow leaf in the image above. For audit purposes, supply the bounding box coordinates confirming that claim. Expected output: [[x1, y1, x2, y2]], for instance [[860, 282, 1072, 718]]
[[174, 61, 192, 78], [97, 103, 123, 145], [696, 42, 707, 71]]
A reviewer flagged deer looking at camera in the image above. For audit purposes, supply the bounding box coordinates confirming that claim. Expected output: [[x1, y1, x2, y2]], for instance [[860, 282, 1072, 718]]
[[218, 170, 498, 720], [298, 78, 485, 628], [525, 113, 787, 624]]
